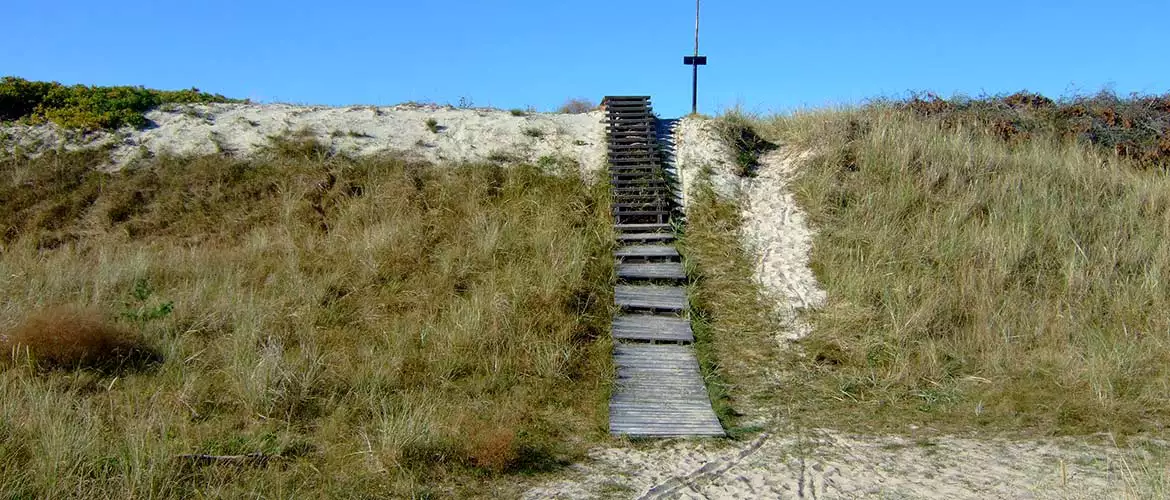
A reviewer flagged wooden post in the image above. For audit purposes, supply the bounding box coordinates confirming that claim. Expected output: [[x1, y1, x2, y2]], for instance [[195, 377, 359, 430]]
[[692, 0, 699, 115]]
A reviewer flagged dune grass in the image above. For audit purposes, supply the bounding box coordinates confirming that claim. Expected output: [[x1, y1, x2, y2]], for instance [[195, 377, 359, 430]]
[[736, 102, 1170, 436], [0, 138, 614, 497]]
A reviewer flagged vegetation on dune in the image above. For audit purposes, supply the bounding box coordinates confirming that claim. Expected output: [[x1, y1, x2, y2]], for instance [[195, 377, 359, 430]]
[[0, 76, 242, 130], [715, 91, 1170, 435], [0, 135, 613, 497], [557, 98, 596, 114], [897, 91, 1170, 169]]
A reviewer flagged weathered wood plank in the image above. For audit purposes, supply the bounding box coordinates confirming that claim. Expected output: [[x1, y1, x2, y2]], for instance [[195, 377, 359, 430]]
[[617, 264, 686, 280], [612, 314, 693, 342], [609, 344, 724, 437], [615, 245, 679, 259], [616, 232, 676, 244], [615, 285, 687, 311], [614, 223, 672, 233]]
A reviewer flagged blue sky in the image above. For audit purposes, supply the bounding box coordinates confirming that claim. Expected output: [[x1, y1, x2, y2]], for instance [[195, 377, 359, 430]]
[[4, 0, 1168, 117]]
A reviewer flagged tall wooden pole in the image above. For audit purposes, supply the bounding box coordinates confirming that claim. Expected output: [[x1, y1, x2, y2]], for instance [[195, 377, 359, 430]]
[[692, 0, 700, 114]]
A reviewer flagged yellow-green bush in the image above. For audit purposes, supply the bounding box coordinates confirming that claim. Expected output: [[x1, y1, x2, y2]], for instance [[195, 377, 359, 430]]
[[0, 76, 242, 130]]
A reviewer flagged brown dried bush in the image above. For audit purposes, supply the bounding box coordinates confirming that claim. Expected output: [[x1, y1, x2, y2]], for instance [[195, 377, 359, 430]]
[[1, 306, 158, 371], [465, 424, 519, 473], [1003, 91, 1055, 110], [556, 98, 595, 114], [905, 93, 953, 116]]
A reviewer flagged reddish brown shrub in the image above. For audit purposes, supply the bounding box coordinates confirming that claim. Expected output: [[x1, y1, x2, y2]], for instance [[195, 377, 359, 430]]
[[465, 423, 518, 473], [1003, 91, 1055, 110], [992, 119, 1028, 143], [905, 93, 952, 116], [1, 306, 158, 371]]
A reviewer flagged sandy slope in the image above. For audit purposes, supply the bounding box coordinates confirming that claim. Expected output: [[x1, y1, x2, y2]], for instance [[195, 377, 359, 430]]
[[0, 103, 605, 174], [523, 116, 1142, 499]]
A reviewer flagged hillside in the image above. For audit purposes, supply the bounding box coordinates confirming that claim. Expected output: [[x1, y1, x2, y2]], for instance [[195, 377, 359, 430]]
[[3, 80, 1170, 498]]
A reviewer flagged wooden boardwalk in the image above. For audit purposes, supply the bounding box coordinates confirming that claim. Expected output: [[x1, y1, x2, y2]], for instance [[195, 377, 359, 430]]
[[603, 96, 724, 438]]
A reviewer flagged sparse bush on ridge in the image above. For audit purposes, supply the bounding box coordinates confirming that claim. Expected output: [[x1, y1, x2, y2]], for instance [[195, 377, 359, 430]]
[[893, 90, 1170, 169], [0, 76, 242, 130], [557, 98, 596, 114]]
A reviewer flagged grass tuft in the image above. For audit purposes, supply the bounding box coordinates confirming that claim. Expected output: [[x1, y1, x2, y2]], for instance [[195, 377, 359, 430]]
[[713, 108, 777, 177], [425, 117, 440, 133]]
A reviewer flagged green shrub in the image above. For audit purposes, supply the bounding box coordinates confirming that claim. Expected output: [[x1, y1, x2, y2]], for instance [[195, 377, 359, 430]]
[[0, 76, 242, 130]]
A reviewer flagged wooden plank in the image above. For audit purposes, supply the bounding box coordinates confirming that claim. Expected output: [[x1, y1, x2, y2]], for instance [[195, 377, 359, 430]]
[[612, 186, 675, 194], [611, 179, 669, 186], [618, 262, 686, 280], [616, 232, 676, 243], [613, 203, 670, 211], [612, 315, 694, 342], [613, 209, 670, 217], [613, 193, 670, 200], [615, 285, 687, 311], [609, 344, 724, 437], [615, 245, 679, 259], [614, 223, 672, 233]]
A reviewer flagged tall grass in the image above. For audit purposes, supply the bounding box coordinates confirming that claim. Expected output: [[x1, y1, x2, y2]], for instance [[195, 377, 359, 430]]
[[749, 105, 1170, 434], [0, 137, 613, 497]]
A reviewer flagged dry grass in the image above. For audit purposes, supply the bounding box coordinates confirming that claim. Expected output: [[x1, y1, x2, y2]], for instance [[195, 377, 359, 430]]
[[740, 103, 1170, 435], [1, 306, 158, 371], [0, 134, 614, 498]]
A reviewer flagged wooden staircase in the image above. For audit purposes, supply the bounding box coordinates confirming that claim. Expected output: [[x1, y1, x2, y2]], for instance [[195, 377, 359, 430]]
[[603, 96, 723, 438]]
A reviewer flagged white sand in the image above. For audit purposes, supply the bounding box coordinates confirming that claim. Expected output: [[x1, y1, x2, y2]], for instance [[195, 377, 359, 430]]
[[739, 148, 827, 342], [0, 103, 606, 175], [671, 117, 741, 205], [672, 116, 824, 342], [525, 429, 1135, 499]]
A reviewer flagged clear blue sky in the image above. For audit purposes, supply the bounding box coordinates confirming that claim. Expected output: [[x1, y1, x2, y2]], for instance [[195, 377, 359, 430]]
[[5, 0, 1168, 117]]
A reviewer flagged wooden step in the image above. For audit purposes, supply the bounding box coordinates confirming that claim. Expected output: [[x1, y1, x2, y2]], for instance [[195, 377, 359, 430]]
[[616, 232, 676, 243], [615, 285, 687, 311], [613, 186, 675, 193], [609, 344, 724, 437], [618, 262, 687, 280], [615, 245, 680, 259], [612, 179, 669, 186], [612, 314, 694, 343], [613, 210, 671, 218], [613, 203, 670, 211], [614, 222, 672, 233]]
